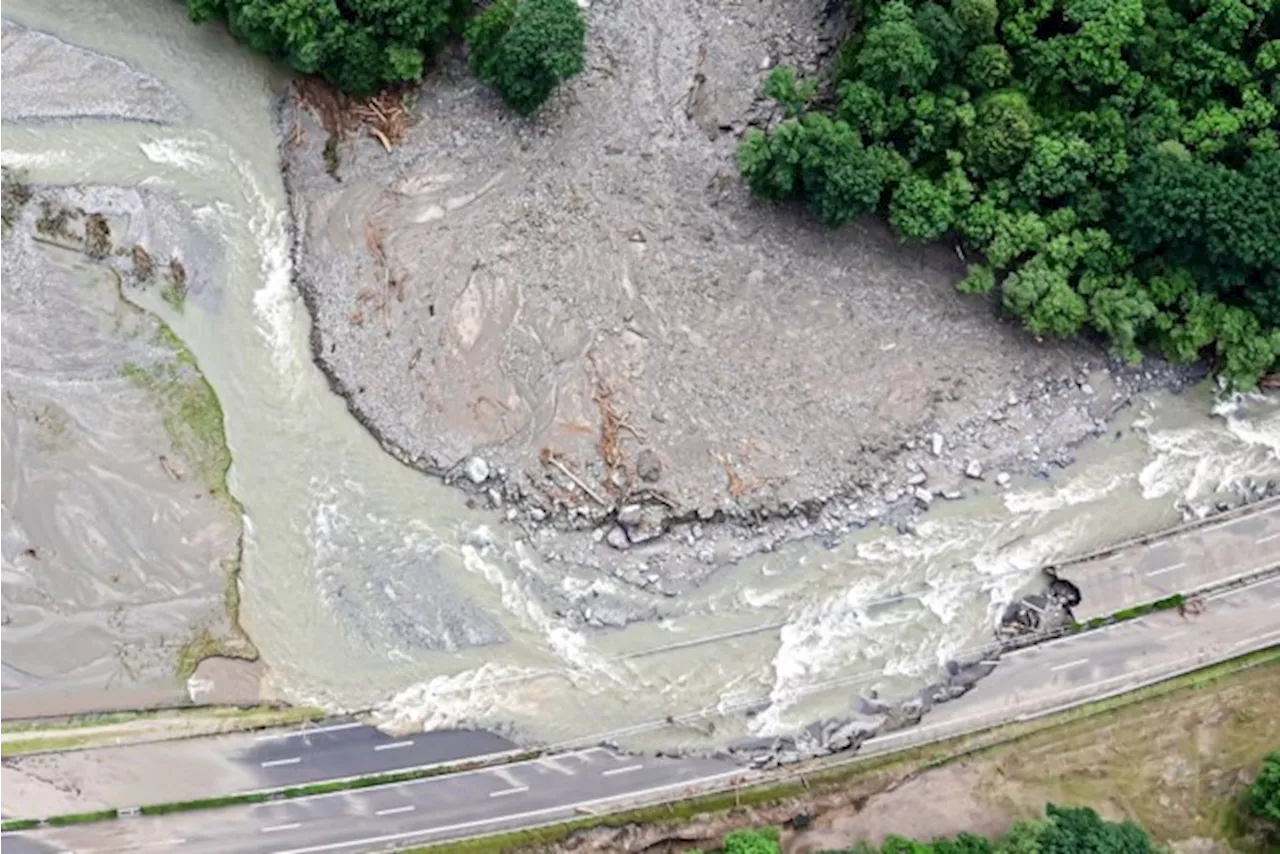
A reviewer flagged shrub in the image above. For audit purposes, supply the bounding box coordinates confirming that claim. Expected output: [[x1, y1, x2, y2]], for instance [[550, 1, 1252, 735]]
[[466, 0, 586, 115]]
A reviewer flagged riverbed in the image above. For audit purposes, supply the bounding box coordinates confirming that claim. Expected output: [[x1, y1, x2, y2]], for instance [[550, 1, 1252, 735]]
[[1, 0, 1277, 748]]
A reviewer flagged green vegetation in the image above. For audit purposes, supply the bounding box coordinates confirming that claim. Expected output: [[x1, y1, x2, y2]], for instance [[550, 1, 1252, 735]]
[[184, 0, 455, 95], [465, 0, 586, 114], [1249, 752, 1280, 834], [186, 0, 586, 114], [739, 0, 1280, 387], [686, 804, 1156, 853], [1, 167, 33, 232], [44, 809, 120, 827], [160, 256, 188, 311], [120, 343, 230, 503]]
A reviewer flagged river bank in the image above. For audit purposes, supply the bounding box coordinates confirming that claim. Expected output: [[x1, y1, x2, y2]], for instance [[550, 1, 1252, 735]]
[[280, 0, 1244, 611], [2, 0, 1278, 749]]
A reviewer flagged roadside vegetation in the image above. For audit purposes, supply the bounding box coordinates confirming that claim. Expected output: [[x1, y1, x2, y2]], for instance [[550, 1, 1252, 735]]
[[695, 804, 1158, 853], [184, 0, 585, 114], [738, 0, 1280, 387]]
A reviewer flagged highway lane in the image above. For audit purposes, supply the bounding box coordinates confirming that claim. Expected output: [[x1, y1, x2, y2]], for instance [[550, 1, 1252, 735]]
[[2, 748, 738, 854], [864, 569, 1280, 754], [1057, 500, 1280, 621], [241, 723, 516, 788]]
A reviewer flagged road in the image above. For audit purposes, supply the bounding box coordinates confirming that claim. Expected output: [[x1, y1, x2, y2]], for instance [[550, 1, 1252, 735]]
[[7, 504, 1280, 850], [0, 726, 517, 818], [1, 748, 738, 854], [1055, 500, 1280, 621]]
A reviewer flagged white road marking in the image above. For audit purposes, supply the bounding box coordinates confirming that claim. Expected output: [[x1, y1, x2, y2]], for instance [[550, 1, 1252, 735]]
[[269, 770, 743, 854], [375, 805, 416, 816], [1234, 627, 1280, 648], [1257, 531, 1280, 545], [1163, 630, 1187, 641], [374, 740, 415, 752], [261, 757, 302, 768], [537, 756, 576, 775], [1145, 562, 1186, 577], [1050, 657, 1090, 672], [602, 763, 644, 777], [488, 786, 530, 798], [262, 823, 302, 833], [48, 840, 188, 852], [255, 722, 364, 741]]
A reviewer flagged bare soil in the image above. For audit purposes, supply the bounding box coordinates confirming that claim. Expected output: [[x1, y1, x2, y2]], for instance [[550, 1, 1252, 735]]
[[283, 0, 1194, 584]]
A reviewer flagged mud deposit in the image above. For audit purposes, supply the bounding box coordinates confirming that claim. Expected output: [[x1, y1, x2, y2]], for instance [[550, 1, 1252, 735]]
[[287, 0, 1195, 584], [1, 183, 250, 716]]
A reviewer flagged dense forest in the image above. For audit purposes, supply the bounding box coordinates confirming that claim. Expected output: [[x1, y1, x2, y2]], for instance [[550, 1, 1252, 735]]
[[738, 0, 1280, 386], [184, 0, 584, 113]]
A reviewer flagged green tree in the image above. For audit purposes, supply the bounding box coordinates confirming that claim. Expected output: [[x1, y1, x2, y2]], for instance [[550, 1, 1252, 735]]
[[186, 0, 452, 94], [963, 90, 1038, 177], [890, 174, 955, 241], [1250, 751, 1280, 828], [465, 0, 586, 114], [1036, 804, 1154, 854], [855, 1, 938, 95], [952, 0, 999, 43], [965, 43, 1013, 90]]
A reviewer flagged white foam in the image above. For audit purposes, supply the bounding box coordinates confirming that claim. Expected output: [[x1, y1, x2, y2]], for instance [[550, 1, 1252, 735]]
[[1003, 469, 1130, 515], [140, 136, 213, 173]]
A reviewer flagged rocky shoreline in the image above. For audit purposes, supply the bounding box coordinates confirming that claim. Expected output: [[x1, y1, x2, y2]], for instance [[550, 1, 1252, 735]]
[[274, 44, 1211, 621]]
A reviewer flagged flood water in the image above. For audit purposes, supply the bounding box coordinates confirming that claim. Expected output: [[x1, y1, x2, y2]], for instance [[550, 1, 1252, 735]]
[[3, 0, 1277, 747]]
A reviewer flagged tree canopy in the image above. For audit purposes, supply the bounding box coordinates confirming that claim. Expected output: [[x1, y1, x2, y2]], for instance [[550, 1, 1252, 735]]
[[465, 0, 587, 114], [737, 0, 1280, 386], [186, 0, 456, 94], [1250, 751, 1280, 830], [186, 0, 586, 112]]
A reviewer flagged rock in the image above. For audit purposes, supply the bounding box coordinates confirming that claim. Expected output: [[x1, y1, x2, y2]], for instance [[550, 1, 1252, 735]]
[[463, 456, 490, 484], [942, 489, 963, 500], [913, 487, 933, 506], [931, 433, 944, 456], [995, 471, 1011, 486], [1080, 383, 1094, 395], [636, 448, 662, 482], [907, 472, 927, 485], [965, 460, 984, 479], [487, 488, 503, 507], [604, 526, 631, 550]]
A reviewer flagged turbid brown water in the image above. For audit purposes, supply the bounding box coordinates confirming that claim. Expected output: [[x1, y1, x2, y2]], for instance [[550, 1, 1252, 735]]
[[1, 0, 1277, 749]]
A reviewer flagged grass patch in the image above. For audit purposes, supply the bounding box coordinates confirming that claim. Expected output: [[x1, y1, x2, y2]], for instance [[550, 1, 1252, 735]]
[[119, 353, 231, 504], [0, 733, 114, 757], [44, 809, 119, 827], [0, 819, 41, 832]]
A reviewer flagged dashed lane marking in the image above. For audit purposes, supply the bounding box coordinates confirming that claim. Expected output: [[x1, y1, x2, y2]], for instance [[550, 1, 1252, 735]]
[[601, 764, 644, 777], [262, 823, 302, 833], [261, 757, 302, 768], [1049, 657, 1090, 672], [375, 806, 416, 817], [374, 740, 415, 752], [1145, 562, 1186, 577], [488, 786, 530, 798]]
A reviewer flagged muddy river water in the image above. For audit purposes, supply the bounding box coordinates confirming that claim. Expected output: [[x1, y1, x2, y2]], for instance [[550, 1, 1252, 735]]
[[3, 0, 1278, 747]]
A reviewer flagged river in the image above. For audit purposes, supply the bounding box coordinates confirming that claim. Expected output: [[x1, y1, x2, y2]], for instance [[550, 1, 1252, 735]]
[[2, 0, 1277, 748]]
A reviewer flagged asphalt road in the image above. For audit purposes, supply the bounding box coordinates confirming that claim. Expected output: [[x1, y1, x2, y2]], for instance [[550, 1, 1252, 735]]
[[1057, 500, 1280, 621], [2, 748, 738, 854], [240, 724, 516, 789]]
